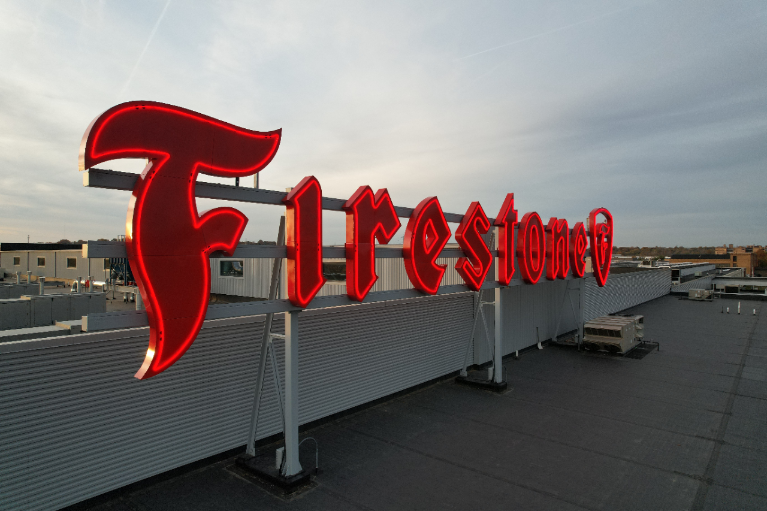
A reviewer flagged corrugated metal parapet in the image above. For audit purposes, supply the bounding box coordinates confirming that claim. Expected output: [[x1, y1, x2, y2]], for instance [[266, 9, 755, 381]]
[[0, 293, 474, 511], [584, 269, 671, 321]]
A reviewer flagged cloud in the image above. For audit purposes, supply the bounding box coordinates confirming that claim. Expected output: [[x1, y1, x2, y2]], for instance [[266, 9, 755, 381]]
[[0, 0, 764, 248]]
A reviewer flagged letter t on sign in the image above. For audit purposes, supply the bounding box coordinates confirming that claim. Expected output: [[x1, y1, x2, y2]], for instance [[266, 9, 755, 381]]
[[494, 193, 518, 286]]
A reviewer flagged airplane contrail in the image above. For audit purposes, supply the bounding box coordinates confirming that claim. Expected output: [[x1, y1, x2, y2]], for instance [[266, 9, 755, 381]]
[[118, 0, 172, 98], [455, 3, 645, 61]]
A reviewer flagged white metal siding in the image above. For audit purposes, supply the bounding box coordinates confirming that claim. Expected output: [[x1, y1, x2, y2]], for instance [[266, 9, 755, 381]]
[[210, 257, 272, 298], [55, 251, 95, 282], [315, 257, 466, 297], [490, 279, 582, 360], [1, 252, 28, 274], [673, 275, 715, 293], [583, 269, 671, 321], [0, 250, 92, 281], [210, 256, 468, 299], [0, 293, 473, 511], [679, 264, 715, 277]]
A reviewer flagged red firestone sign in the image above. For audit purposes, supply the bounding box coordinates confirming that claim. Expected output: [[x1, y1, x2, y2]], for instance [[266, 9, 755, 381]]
[[79, 101, 613, 379]]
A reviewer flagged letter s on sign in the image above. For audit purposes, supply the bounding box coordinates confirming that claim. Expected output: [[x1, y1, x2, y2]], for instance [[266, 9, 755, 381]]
[[455, 202, 492, 292], [79, 101, 281, 379]]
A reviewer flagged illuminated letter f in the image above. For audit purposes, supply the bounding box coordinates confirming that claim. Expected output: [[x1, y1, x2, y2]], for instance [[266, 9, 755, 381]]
[[79, 101, 281, 379]]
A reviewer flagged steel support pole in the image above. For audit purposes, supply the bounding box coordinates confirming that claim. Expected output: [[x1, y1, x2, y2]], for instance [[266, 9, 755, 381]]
[[578, 278, 585, 347], [459, 291, 483, 377], [282, 309, 302, 476], [493, 287, 504, 384], [245, 216, 285, 456]]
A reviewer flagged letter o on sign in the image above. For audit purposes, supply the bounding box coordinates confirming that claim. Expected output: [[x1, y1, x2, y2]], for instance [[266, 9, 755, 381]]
[[517, 212, 545, 284]]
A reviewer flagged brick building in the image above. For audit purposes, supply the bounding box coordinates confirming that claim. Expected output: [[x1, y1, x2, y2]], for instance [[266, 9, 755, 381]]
[[670, 250, 759, 276]]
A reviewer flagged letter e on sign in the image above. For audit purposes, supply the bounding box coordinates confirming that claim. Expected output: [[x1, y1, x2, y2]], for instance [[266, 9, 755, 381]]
[[403, 197, 451, 294], [570, 222, 587, 278]]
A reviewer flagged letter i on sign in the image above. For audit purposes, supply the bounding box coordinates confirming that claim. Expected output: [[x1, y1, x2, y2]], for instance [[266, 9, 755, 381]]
[[284, 176, 326, 308]]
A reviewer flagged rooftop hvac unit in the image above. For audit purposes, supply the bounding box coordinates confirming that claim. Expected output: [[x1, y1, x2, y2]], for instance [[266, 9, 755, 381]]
[[583, 315, 644, 354], [688, 289, 713, 301]]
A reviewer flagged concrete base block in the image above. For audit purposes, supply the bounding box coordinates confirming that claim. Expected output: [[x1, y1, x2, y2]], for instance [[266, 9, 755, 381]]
[[235, 454, 311, 495], [455, 375, 508, 392]]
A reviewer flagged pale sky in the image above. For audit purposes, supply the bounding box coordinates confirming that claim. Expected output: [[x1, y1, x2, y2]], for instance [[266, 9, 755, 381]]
[[0, 0, 765, 247]]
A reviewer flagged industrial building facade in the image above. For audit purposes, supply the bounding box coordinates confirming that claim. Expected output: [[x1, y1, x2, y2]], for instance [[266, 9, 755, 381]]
[[0, 266, 682, 511], [0, 243, 107, 283], [670, 249, 760, 276]]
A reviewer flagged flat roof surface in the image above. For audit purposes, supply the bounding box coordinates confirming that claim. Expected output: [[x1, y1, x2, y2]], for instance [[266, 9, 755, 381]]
[[671, 254, 731, 260], [76, 295, 766, 511], [0, 243, 83, 251]]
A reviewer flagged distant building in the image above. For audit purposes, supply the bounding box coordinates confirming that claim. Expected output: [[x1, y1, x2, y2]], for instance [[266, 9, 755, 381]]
[[670, 250, 758, 276], [0, 243, 107, 283]]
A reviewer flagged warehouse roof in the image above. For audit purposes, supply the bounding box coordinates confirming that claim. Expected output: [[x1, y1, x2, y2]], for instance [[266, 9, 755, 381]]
[[73, 295, 767, 511], [670, 253, 731, 260], [1, 242, 82, 251]]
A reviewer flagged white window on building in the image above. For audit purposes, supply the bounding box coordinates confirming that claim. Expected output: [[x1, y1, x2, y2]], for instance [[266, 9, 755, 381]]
[[323, 262, 346, 282], [220, 260, 244, 278], [37, 257, 46, 267], [13, 256, 20, 266], [67, 257, 77, 269]]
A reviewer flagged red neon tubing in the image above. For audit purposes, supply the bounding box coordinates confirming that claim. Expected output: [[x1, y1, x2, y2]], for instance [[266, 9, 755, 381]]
[[403, 197, 451, 295], [343, 186, 401, 301], [545, 217, 569, 280], [517, 212, 545, 284], [494, 194, 518, 286], [284, 176, 327, 308], [79, 101, 281, 379], [455, 202, 492, 291], [589, 208, 614, 287], [570, 222, 587, 278]]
